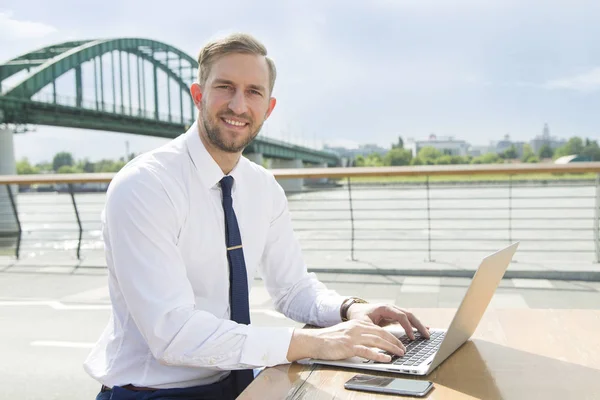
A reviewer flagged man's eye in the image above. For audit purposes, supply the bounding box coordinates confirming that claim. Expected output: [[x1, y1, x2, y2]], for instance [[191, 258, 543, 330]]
[[250, 90, 263, 96], [216, 85, 231, 90]]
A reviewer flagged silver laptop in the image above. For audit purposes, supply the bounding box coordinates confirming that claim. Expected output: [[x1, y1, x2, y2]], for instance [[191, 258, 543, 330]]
[[308, 242, 519, 376]]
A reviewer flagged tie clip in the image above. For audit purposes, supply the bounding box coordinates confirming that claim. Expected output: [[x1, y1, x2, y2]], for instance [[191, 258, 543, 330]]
[[227, 245, 243, 251]]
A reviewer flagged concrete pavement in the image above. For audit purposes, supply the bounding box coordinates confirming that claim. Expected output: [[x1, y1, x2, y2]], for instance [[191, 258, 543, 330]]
[[1, 265, 600, 399]]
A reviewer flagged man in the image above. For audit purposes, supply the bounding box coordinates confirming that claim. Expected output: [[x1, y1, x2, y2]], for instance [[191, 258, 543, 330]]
[[84, 33, 430, 400]]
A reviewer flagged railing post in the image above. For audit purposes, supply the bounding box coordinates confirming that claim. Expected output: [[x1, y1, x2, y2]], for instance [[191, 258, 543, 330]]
[[594, 174, 600, 263], [426, 176, 432, 262], [508, 174, 513, 245], [68, 184, 83, 260], [6, 184, 22, 259], [347, 177, 356, 261]]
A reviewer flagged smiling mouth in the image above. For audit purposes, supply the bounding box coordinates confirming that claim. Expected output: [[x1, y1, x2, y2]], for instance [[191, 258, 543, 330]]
[[221, 117, 249, 129]]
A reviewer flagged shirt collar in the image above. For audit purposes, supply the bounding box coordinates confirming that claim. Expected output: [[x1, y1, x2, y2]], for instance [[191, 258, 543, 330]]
[[184, 121, 248, 192]]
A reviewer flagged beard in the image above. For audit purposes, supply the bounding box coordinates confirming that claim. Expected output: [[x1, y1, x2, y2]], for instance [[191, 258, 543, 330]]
[[201, 106, 264, 154]]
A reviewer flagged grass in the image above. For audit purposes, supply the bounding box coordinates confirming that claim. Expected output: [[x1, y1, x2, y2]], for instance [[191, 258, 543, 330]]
[[346, 172, 597, 183]]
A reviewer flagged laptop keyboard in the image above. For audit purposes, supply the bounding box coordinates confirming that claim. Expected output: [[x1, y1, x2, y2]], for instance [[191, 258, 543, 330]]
[[380, 331, 445, 366]]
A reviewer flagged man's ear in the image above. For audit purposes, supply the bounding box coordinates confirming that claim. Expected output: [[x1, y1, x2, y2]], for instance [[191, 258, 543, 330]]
[[265, 97, 277, 119], [190, 83, 203, 110]]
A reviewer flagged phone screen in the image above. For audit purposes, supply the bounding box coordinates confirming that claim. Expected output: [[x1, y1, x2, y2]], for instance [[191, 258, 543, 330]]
[[345, 374, 432, 395]]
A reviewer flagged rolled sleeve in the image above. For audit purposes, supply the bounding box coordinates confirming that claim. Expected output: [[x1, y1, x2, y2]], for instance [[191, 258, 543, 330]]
[[240, 326, 295, 367]]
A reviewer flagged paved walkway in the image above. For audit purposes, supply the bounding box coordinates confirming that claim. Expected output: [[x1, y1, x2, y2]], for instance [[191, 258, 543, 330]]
[[3, 249, 600, 281], [2, 263, 599, 399]]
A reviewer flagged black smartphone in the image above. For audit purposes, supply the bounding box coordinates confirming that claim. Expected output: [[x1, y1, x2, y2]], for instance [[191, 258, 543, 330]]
[[344, 374, 433, 397]]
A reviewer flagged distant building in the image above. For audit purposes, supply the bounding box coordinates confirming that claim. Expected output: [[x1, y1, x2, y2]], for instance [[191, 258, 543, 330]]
[[494, 134, 526, 157], [405, 134, 470, 158], [530, 123, 566, 154], [323, 143, 388, 159], [467, 145, 492, 157]]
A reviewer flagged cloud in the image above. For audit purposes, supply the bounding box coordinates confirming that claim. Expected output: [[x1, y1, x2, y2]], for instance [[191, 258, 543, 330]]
[[544, 67, 600, 93], [0, 11, 57, 39]]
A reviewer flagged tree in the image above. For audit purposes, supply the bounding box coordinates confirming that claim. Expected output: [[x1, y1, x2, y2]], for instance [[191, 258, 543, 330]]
[[416, 146, 442, 165], [52, 152, 74, 172], [554, 137, 584, 159], [383, 148, 412, 166], [76, 158, 95, 173], [435, 155, 468, 165], [16, 158, 40, 174], [502, 145, 518, 160], [538, 144, 554, 159], [391, 136, 404, 149], [361, 152, 384, 167], [521, 144, 537, 163], [57, 165, 82, 174], [582, 139, 600, 161], [354, 155, 365, 167], [35, 162, 53, 172], [471, 153, 502, 164]]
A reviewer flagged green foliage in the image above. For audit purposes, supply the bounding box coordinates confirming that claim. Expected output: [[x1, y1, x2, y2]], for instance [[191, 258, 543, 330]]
[[383, 148, 412, 166], [581, 139, 600, 161], [353, 153, 384, 167], [57, 165, 83, 174], [471, 153, 502, 164], [16, 158, 40, 174], [354, 155, 365, 167], [52, 152, 74, 172], [520, 144, 537, 163], [554, 137, 584, 159], [538, 144, 554, 159], [75, 159, 96, 173], [416, 146, 442, 165], [19, 152, 130, 174], [435, 155, 469, 165], [502, 145, 519, 160], [391, 136, 404, 149], [524, 155, 540, 163]]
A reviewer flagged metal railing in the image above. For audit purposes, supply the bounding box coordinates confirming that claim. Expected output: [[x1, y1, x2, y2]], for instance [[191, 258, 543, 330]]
[[1, 163, 600, 265]]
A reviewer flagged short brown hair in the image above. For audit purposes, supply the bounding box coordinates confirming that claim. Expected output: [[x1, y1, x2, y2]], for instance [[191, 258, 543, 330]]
[[197, 33, 277, 94]]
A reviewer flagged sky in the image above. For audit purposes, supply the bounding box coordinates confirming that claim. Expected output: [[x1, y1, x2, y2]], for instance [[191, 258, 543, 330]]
[[2, 0, 600, 164]]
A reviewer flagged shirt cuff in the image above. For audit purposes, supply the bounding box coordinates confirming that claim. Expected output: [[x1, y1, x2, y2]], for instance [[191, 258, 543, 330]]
[[240, 326, 295, 367], [317, 295, 349, 327]]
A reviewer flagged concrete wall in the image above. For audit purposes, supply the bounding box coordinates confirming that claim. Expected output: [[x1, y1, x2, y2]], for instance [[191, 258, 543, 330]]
[[271, 158, 303, 193], [0, 128, 19, 243]]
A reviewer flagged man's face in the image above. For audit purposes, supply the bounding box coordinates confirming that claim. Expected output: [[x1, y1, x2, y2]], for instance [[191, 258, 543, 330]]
[[195, 53, 276, 153]]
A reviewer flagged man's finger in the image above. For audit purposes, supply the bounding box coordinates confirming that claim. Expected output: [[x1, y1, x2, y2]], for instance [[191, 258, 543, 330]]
[[354, 345, 391, 363], [359, 322, 406, 351], [403, 309, 430, 339], [372, 306, 416, 340], [360, 334, 405, 356]]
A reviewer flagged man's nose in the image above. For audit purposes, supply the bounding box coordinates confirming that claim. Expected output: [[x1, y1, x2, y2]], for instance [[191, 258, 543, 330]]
[[228, 90, 249, 115]]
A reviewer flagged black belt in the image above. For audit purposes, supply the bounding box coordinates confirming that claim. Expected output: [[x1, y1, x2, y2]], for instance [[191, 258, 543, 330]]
[[100, 373, 236, 398]]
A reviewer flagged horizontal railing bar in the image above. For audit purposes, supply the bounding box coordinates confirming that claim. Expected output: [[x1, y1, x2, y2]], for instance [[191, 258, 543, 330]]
[[293, 217, 590, 221], [288, 196, 596, 202], [293, 227, 594, 231], [346, 184, 596, 190], [299, 238, 590, 242], [2, 163, 600, 184], [291, 207, 594, 212], [300, 248, 594, 252]]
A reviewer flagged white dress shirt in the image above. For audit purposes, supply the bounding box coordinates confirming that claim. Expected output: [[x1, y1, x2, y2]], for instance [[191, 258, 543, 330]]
[[83, 123, 347, 389]]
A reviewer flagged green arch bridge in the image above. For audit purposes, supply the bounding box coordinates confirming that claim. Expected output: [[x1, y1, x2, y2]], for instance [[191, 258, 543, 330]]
[[0, 38, 340, 167]]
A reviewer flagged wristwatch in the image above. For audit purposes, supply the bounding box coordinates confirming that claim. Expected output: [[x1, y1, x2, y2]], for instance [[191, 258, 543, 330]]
[[340, 297, 368, 321]]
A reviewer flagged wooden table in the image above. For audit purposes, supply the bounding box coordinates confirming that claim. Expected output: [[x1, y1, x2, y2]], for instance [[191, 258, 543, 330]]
[[239, 309, 600, 399]]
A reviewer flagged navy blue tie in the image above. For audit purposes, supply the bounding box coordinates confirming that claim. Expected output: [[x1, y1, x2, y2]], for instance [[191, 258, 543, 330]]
[[220, 176, 254, 395]]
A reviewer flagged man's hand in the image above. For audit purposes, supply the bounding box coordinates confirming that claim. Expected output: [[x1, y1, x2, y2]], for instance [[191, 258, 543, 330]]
[[286, 320, 406, 363], [347, 303, 430, 340]]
